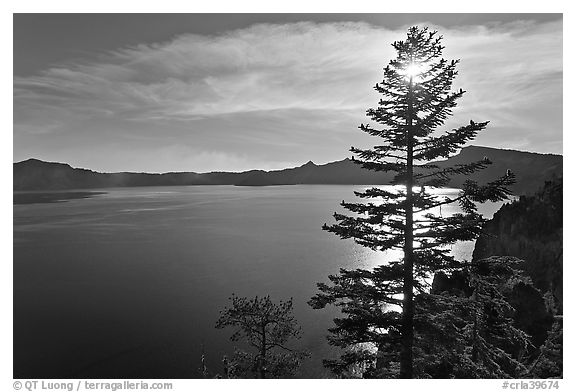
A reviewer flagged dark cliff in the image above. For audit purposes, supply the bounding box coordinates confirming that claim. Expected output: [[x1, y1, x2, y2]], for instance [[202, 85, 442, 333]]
[[432, 177, 562, 351], [472, 177, 563, 312]]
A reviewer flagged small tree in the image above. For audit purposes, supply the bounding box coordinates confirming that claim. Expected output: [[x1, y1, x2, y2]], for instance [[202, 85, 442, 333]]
[[216, 294, 308, 378], [310, 26, 514, 378]]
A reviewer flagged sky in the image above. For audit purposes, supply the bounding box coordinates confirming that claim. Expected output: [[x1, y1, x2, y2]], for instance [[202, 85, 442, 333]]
[[13, 13, 563, 173]]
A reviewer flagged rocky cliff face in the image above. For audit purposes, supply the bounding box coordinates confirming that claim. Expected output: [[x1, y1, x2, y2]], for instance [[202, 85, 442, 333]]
[[432, 177, 562, 353], [472, 177, 563, 312]]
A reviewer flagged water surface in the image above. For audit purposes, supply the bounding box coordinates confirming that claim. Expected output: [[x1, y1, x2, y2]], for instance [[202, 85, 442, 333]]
[[13, 185, 505, 378]]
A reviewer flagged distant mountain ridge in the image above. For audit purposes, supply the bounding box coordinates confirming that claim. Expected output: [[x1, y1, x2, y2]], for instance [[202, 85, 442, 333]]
[[14, 146, 562, 195]]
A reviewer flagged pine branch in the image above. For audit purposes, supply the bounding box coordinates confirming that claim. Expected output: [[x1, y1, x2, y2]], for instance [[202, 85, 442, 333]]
[[351, 146, 407, 161], [416, 159, 492, 181], [413, 121, 489, 160]]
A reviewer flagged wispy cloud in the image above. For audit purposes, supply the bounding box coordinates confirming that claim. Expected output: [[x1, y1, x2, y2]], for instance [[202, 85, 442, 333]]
[[14, 22, 390, 121], [13, 19, 562, 170]]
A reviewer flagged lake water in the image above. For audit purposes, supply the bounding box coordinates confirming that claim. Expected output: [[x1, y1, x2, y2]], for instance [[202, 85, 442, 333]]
[[13, 185, 506, 378]]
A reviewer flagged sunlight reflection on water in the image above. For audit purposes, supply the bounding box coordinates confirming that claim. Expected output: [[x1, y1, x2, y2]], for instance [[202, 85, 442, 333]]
[[14, 185, 509, 378]]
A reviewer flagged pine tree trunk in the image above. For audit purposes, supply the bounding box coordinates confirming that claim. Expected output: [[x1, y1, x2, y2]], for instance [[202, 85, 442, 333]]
[[400, 73, 415, 379]]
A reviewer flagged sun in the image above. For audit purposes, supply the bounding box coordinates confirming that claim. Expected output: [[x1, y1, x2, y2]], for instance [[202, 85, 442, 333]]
[[401, 63, 424, 83]]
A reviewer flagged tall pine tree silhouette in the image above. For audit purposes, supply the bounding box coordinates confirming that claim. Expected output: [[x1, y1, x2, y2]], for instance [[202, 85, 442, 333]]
[[309, 26, 515, 378]]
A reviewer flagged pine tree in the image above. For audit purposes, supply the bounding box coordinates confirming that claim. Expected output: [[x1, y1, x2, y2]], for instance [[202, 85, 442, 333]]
[[309, 26, 514, 378], [216, 294, 309, 378]]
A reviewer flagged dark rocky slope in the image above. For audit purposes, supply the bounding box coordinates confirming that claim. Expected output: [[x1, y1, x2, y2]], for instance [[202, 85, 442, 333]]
[[472, 177, 563, 312], [432, 177, 562, 355]]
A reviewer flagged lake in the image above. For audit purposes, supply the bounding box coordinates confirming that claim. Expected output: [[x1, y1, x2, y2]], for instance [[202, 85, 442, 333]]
[[13, 185, 506, 378]]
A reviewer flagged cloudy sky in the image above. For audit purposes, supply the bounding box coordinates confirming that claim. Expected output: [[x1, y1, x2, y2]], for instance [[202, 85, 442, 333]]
[[13, 14, 562, 173]]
